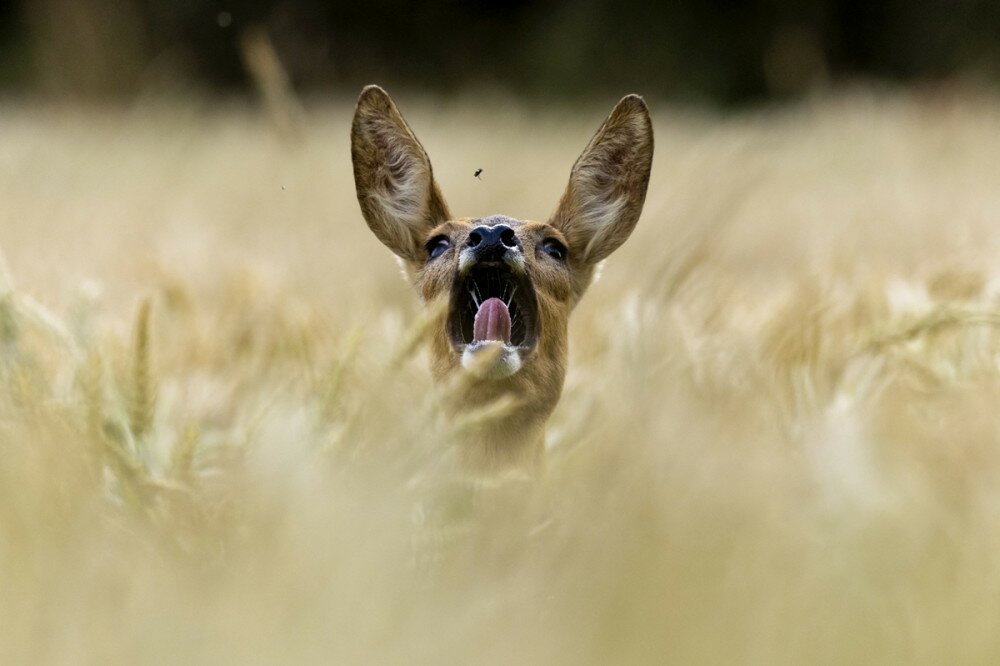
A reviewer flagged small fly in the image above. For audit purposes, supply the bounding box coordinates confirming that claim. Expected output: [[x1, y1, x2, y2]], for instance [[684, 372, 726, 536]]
[[474, 168, 483, 180]]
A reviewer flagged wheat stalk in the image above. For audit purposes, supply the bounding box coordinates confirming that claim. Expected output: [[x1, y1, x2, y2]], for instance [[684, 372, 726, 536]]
[[860, 306, 1000, 355], [129, 298, 156, 443], [169, 423, 201, 484], [80, 347, 107, 474]]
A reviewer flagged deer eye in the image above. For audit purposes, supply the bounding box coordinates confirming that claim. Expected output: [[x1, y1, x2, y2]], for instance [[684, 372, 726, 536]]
[[541, 238, 567, 261], [426, 235, 451, 260]]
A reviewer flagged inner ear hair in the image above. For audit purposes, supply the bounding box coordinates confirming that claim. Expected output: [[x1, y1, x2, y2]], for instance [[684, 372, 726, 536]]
[[552, 94, 653, 265], [350, 85, 451, 263]]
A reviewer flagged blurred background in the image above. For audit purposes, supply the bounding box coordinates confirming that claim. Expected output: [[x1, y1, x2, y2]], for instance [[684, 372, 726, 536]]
[[3, 0, 1000, 105]]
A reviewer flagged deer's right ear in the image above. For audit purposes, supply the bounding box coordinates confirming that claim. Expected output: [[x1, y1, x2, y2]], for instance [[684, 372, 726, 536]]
[[550, 94, 653, 265], [350, 85, 450, 264]]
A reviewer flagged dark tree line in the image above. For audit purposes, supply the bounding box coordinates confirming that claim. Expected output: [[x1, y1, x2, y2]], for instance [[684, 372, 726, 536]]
[[2, 0, 999, 104]]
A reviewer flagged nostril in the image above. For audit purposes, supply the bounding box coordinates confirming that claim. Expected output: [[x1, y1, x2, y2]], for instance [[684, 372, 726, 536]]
[[500, 227, 517, 248], [468, 231, 482, 247]]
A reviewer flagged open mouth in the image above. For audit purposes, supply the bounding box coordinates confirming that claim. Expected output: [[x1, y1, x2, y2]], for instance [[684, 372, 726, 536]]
[[448, 261, 538, 360]]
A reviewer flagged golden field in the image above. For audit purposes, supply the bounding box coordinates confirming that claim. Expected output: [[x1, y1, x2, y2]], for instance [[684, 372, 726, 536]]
[[2, 89, 1000, 663]]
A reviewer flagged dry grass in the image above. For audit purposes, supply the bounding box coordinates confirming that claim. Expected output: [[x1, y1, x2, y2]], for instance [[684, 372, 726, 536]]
[[2, 89, 1000, 663]]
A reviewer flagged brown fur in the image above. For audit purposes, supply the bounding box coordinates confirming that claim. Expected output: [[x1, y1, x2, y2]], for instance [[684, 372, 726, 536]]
[[350, 85, 653, 469]]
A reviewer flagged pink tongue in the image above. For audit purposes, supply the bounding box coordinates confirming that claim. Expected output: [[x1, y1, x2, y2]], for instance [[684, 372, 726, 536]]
[[473, 297, 512, 343]]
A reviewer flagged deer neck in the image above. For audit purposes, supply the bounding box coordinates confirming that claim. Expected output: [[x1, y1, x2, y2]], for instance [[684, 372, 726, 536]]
[[452, 413, 546, 472]]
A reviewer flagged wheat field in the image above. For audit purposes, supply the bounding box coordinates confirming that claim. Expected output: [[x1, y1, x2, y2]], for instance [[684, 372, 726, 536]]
[[2, 89, 1000, 664]]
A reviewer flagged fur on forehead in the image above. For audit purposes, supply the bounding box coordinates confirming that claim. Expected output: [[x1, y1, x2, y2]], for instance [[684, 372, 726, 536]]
[[440, 214, 527, 230], [435, 216, 568, 247], [472, 214, 524, 228]]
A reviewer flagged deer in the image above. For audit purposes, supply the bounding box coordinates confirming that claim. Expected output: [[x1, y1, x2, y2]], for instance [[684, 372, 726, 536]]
[[350, 85, 653, 470]]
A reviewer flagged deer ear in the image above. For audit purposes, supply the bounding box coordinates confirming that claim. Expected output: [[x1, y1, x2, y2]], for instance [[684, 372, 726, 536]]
[[551, 95, 653, 264], [351, 85, 451, 264]]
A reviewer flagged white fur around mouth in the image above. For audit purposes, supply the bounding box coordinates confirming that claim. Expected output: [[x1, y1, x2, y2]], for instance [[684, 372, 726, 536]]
[[461, 341, 523, 379]]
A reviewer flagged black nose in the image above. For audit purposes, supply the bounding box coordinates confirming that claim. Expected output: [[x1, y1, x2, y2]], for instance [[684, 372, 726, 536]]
[[466, 224, 519, 261]]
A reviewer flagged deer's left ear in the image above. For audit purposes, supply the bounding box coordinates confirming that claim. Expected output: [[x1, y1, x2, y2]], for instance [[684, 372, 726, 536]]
[[551, 95, 653, 264]]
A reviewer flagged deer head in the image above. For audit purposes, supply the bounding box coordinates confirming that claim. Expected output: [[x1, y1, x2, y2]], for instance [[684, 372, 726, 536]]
[[350, 85, 653, 468]]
